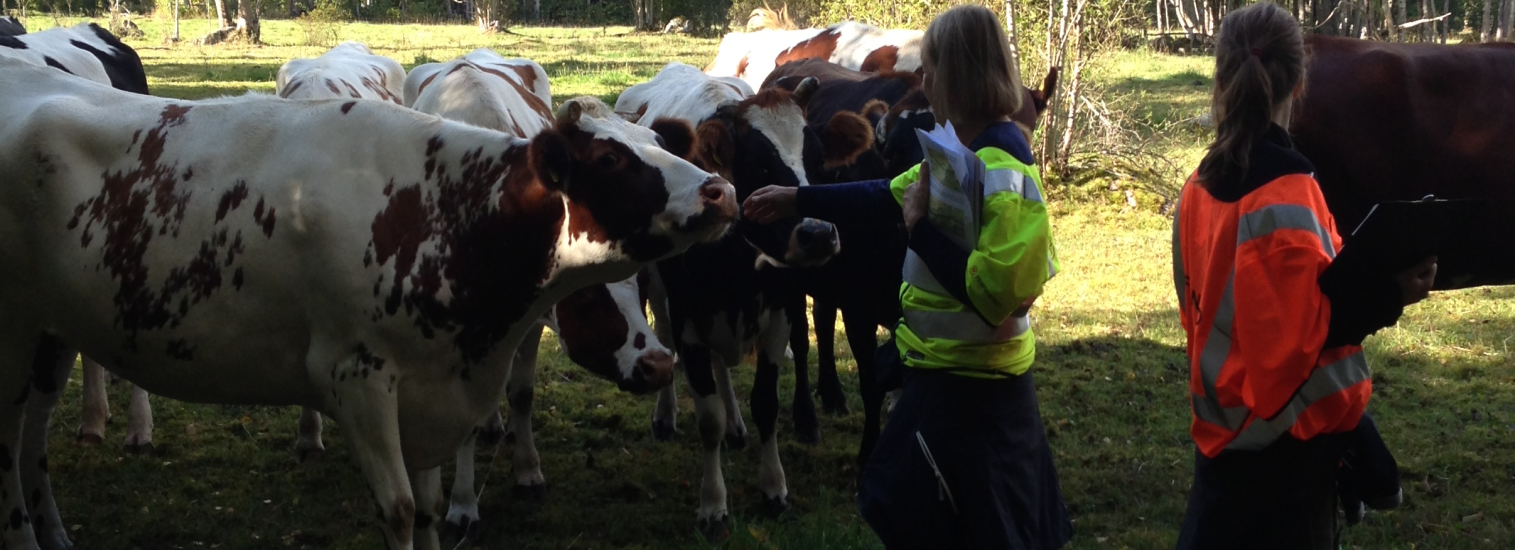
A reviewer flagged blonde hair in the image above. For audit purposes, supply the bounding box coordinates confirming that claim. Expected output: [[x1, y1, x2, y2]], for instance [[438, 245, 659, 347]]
[[922, 5, 1024, 127]]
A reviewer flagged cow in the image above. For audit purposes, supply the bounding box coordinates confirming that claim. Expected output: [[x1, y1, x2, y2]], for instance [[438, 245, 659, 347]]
[[403, 52, 677, 538], [0, 16, 24, 36], [276, 41, 405, 104], [1292, 35, 1514, 290], [0, 21, 160, 456], [614, 62, 866, 541], [0, 22, 147, 95], [0, 58, 736, 550], [758, 58, 1061, 467], [706, 21, 924, 92]]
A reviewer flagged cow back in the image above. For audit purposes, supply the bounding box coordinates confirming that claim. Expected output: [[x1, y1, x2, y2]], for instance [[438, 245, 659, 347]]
[[408, 55, 554, 138], [0, 23, 147, 95], [276, 41, 404, 104], [1293, 35, 1514, 288], [0, 16, 25, 36]]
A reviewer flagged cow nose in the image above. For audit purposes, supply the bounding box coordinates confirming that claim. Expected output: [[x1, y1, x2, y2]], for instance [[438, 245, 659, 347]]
[[629, 349, 674, 394], [794, 219, 840, 264]]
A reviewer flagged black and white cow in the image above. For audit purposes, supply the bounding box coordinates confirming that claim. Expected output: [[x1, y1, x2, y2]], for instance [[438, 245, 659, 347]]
[[0, 59, 735, 550], [0, 22, 147, 94], [614, 62, 862, 540], [0, 16, 25, 36]]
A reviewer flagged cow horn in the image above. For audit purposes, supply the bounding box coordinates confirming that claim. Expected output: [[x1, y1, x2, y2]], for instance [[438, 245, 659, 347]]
[[792, 77, 819, 108], [557, 99, 585, 125]]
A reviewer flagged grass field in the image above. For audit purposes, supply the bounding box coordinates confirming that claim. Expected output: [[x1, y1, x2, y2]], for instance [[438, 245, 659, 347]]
[[17, 16, 1517, 550]]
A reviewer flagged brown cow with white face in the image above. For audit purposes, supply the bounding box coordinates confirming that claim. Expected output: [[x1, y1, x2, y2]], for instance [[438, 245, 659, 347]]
[[0, 59, 734, 550]]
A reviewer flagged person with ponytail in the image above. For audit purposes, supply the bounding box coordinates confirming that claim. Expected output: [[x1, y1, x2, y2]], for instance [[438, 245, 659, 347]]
[[745, 5, 1071, 549], [1171, 2, 1437, 548]]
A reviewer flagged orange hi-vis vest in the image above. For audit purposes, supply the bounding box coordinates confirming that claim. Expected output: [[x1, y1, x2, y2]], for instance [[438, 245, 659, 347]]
[[1172, 172, 1371, 458]]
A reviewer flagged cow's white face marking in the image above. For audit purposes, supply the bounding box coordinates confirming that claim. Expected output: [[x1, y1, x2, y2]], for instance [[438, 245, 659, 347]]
[[604, 276, 658, 380], [745, 102, 811, 187], [580, 113, 724, 245]]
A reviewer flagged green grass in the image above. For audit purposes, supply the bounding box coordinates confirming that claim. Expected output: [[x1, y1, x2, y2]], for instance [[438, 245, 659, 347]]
[[19, 17, 1515, 549]]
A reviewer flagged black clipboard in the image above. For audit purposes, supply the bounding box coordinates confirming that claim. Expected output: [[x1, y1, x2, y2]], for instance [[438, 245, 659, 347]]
[[1331, 196, 1483, 276]]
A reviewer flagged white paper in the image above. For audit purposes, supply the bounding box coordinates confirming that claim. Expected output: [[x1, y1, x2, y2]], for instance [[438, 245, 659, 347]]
[[914, 121, 987, 252]]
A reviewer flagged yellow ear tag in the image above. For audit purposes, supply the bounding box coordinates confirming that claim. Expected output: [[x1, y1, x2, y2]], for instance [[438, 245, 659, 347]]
[[549, 170, 560, 183]]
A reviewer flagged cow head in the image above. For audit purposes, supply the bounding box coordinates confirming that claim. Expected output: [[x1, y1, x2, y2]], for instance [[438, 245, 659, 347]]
[[877, 88, 936, 177], [689, 79, 841, 268], [531, 97, 738, 267], [549, 274, 673, 394]]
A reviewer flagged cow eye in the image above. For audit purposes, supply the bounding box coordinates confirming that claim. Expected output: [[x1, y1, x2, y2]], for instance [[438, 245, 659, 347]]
[[598, 153, 618, 169]]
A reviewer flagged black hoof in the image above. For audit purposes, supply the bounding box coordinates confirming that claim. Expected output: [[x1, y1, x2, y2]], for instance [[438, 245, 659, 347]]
[[651, 419, 678, 442], [794, 424, 821, 445], [760, 494, 790, 517], [793, 401, 820, 445], [476, 425, 507, 448], [697, 514, 730, 543], [441, 516, 481, 545], [294, 445, 325, 464], [75, 433, 103, 446], [511, 482, 549, 502], [821, 395, 851, 416], [124, 442, 155, 456]]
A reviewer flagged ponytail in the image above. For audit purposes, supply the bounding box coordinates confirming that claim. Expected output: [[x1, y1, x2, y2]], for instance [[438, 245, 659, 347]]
[[1197, 2, 1305, 190]]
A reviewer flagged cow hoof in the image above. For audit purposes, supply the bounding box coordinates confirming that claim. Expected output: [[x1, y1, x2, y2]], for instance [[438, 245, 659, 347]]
[[294, 445, 325, 464], [651, 419, 677, 442], [697, 514, 730, 543], [794, 424, 820, 445], [793, 402, 820, 445], [441, 516, 481, 545], [760, 494, 790, 517], [75, 432, 103, 446], [511, 482, 549, 501], [476, 425, 507, 448], [821, 399, 852, 417], [724, 432, 747, 450], [124, 442, 155, 456]]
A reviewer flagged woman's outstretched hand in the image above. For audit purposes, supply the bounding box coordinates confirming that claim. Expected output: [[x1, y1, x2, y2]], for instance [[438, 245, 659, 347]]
[[902, 162, 930, 231], [1396, 255, 1438, 305], [743, 185, 798, 224]]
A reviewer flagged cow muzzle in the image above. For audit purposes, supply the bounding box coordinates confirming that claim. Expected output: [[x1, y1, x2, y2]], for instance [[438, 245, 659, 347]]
[[617, 348, 675, 394], [786, 218, 841, 267], [681, 177, 738, 241]]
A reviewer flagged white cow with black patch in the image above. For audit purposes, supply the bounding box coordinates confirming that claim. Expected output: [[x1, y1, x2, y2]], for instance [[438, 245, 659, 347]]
[[615, 62, 841, 540], [0, 59, 736, 550], [0, 22, 147, 94]]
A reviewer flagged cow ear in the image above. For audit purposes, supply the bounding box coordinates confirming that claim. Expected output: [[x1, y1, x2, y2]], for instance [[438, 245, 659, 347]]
[[1034, 67, 1061, 114], [617, 111, 642, 123], [822, 111, 874, 170], [650, 117, 696, 159], [861, 99, 890, 125], [792, 77, 819, 108], [695, 119, 735, 171], [715, 101, 741, 121], [556, 99, 585, 127], [770, 75, 803, 92], [531, 130, 573, 193]]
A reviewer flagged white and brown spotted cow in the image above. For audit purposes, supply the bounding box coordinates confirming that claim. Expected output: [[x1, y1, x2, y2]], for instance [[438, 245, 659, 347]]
[[277, 41, 404, 104], [0, 59, 735, 550], [706, 21, 924, 92], [615, 62, 864, 541], [403, 51, 676, 538]]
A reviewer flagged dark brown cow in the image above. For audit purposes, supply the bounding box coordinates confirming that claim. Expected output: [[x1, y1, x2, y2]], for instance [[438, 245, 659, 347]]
[[1293, 35, 1514, 289]]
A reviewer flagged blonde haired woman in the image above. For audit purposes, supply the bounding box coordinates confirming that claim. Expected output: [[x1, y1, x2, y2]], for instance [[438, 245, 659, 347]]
[[746, 5, 1072, 549]]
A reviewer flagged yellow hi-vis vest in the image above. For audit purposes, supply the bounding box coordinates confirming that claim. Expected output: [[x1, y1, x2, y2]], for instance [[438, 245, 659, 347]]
[[891, 147, 1059, 378]]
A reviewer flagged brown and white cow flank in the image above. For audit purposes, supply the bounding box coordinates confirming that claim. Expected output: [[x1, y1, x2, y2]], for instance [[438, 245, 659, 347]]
[[707, 21, 924, 92], [0, 59, 734, 550], [277, 41, 404, 104]]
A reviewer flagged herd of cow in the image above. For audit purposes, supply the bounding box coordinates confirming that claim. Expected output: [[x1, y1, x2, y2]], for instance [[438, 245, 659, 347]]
[[0, 14, 1514, 550]]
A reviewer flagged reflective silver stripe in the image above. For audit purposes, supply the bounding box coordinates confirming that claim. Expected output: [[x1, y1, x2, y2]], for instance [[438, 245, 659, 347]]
[[1193, 274, 1238, 429], [1172, 212, 1186, 310], [903, 309, 1030, 343], [1021, 173, 1044, 203], [903, 249, 950, 295], [1224, 351, 1371, 451], [1192, 393, 1250, 429], [981, 168, 1022, 197], [1237, 203, 1336, 259]]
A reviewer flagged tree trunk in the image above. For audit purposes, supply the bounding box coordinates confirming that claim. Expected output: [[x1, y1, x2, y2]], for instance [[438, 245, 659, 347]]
[[236, 0, 258, 43], [1395, 0, 1405, 40], [172, 0, 180, 40], [214, 0, 230, 27], [475, 0, 498, 31], [1481, 0, 1492, 40], [632, 0, 656, 31]]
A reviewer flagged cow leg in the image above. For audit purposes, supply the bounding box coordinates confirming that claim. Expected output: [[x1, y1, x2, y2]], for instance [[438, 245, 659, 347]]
[[20, 337, 75, 550], [813, 300, 850, 416], [0, 330, 60, 550], [507, 325, 546, 498], [713, 362, 746, 450], [294, 407, 325, 463], [75, 356, 107, 445], [753, 313, 790, 515], [408, 467, 442, 550], [122, 383, 153, 455], [842, 307, 885, 471], [787, 297, 819, 445], [320, 347, 415, 550], [648, 270, 680, 441], [685, 345, 729, 542], [442, 428, 481, 542]]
